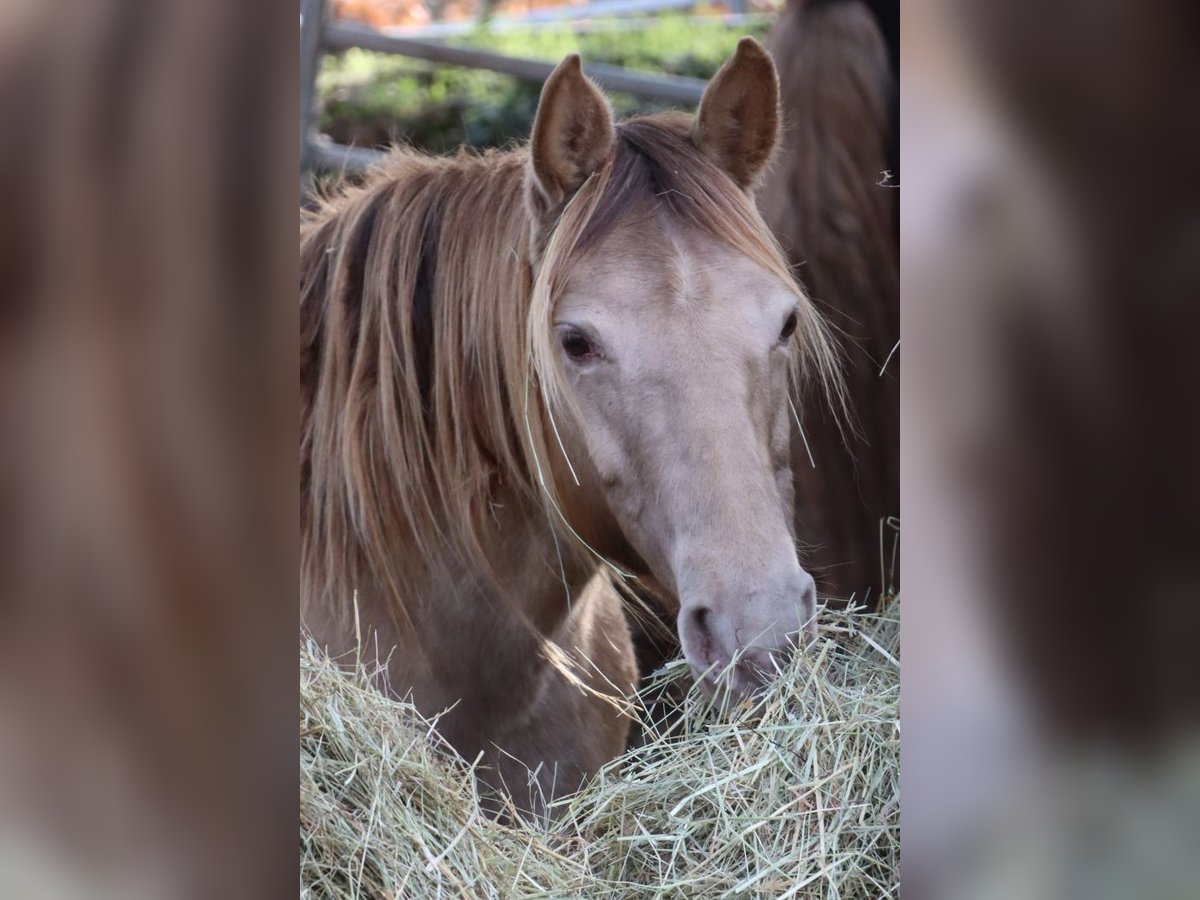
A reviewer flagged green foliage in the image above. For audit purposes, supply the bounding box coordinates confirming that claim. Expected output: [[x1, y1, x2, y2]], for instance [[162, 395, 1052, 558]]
[[317, 16, 771, 154]]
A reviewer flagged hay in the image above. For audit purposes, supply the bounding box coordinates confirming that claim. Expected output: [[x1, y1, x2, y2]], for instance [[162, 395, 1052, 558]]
[[300, 601, 899, 898]]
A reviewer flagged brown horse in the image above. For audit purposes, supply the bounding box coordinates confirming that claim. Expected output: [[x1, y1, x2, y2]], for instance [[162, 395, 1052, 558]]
[[762, 0, 900, 604], [628, 2, 900, 706], [300, 40, 842, 815]]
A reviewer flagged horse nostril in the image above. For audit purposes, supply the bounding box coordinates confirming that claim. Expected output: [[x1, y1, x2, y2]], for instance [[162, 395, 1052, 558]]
[[680, 606, 716, 668], [799, 576, 818, 638]]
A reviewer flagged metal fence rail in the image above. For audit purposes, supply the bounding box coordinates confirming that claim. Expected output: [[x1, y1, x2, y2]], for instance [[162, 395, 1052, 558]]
[[300, 0, 327, 174], [324, 22, 706, 104], [383, 13, 768, 39], [300, 0, 714, 177]]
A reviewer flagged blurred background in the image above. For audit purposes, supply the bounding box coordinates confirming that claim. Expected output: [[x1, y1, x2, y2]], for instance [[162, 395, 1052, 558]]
[[902, 1, 1200, 896], [302, 0, 782, 174], [1, 0, 1198, 896]]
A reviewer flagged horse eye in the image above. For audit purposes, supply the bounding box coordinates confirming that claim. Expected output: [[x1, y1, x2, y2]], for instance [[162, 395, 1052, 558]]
[[780, 310, 799, 342], [560, 329, 596, 361]]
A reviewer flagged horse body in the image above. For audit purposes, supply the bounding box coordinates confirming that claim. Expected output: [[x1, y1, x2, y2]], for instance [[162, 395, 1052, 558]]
[[302, 496, 635, 809], [301, 41, 840, 815], [762, 0, 900, 602], [301, 149, 637, 811]]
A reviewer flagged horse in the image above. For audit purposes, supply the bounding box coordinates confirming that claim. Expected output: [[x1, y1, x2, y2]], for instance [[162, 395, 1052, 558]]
[[761, 0, 900, 604], [300, 39, 842, 816], [628, 1, 901, 704]]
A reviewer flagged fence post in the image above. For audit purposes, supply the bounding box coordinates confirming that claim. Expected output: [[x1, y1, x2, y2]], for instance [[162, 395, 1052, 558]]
[[300, 0, 327, 176]]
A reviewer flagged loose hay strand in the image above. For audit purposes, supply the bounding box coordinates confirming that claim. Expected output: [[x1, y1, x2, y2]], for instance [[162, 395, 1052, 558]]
[[300, 601, 899, 898]]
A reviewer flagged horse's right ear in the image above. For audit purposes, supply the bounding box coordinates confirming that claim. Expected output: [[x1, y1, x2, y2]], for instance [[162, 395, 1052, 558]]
[[528, 55, 615, 217]]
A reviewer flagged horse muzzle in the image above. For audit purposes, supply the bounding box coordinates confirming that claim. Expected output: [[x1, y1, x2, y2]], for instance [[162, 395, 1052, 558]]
[[676, 567, 818, 703]]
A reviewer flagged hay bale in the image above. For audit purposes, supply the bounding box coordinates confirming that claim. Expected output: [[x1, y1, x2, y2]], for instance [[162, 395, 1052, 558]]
[[300, 602, 899, 898]]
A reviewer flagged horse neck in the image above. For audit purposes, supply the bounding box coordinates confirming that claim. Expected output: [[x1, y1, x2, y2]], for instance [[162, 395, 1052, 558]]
[[470, 483, 597, 635], [371, 486, 601, 720]]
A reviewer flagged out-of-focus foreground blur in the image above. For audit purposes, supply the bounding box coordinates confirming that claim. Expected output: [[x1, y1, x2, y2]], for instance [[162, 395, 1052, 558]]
[[0, 0, 295, 897], [2, 0, 1199, 895], [903, 0, 1200, 896]]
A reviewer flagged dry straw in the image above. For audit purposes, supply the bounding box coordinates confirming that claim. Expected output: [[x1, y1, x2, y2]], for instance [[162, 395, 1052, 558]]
[[300, 600, 899, 898]]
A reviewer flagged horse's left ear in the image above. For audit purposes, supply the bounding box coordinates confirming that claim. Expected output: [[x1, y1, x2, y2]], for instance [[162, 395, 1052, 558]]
[[692, 37, 780, 191], [529, 54, 615, 214]]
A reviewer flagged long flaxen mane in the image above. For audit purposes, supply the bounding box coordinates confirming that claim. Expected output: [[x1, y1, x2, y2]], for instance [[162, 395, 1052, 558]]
[[300, 111, 844, 634]]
